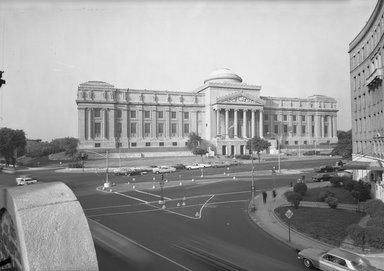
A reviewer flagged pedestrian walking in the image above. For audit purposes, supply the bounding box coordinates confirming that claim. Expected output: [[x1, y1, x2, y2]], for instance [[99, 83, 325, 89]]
[[262, 191, 267, 204]]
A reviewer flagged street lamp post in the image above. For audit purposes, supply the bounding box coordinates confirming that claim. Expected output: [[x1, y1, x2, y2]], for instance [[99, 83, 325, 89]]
[[267, 132, 281, 173], [251, 140, 256, 210], [81, 149, 111, 189], [159, 174, 165, 205]]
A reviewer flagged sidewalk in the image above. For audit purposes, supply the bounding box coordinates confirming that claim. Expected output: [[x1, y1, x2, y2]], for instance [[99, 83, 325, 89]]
[[248, 182, 384, 270]]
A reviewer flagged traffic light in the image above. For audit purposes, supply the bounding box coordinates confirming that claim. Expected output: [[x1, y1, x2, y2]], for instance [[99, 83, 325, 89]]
[[0, 71, 5, 88]]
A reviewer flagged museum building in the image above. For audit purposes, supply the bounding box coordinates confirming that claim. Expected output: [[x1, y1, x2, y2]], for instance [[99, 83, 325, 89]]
[[349, 0, 384, 200], [76, 68, 338, 155]]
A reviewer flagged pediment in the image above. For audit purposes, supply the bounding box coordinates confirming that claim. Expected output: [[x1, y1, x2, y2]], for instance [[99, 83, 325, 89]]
[[216, 91, 265, 106]]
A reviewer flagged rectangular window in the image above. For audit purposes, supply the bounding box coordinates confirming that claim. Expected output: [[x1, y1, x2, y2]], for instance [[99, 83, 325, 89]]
[[145, 142, 151, 147], [117, 109, 122, 119], [302, 115, 306, 122], [117, 123, 122, 138], [274, 115, 278, 121], [285, 141, 289, 145], [264, 124, 269, 133], [95, 143, 101, 148], [293, 125, 297, 134], [117, 142, 122, 147], [283, 125, 288, 133], [304, 140, 307, 145], [94, 109, 101, 118], [184, 123, 190, 135], [171, 123, 177, 136], [130, 123, 136, 136], [184, 112, 189, 120], [311, 115, 315, 122], [158, 111, 164, 119], [159, 142, 164, 147], [294, 141, 298, 145], [302, 125, 306, 134], [144, 123, 151, 136], [264, 114, 268, 121], [144, 110, 150, 119], [293, 115, 297, 121], [283, 115, 287, 121], [274, 125, 278, 134], [172, 142, 177, 146], [131, 142, 137, 147], [312, 125, 315, 135], [130, 110, 136, 119], [158, 123, 164, 135], [171, 111, 177, 119], [94, 122, 101, 137]]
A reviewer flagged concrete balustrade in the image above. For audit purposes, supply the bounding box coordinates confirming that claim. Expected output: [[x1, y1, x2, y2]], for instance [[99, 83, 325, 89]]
[[0, 182, 98, 271]]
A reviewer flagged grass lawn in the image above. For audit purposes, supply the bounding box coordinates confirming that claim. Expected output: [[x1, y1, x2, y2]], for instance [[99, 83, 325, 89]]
[[302, 186, 357, 204], [275, 206, 365, 246]]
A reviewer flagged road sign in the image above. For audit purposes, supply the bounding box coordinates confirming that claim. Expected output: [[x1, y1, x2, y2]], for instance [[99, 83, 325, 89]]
[[285, 209, 293, 219]]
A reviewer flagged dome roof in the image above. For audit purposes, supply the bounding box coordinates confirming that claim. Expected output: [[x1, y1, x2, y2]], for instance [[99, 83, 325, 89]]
[[204, 68, 243, 84]]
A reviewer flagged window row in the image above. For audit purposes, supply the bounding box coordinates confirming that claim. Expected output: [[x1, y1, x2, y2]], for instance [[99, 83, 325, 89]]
[[92, 108, 191, 120], [264, 114, 332, 122], [92, 122, 191, 138], [94, 141, 187, 148]]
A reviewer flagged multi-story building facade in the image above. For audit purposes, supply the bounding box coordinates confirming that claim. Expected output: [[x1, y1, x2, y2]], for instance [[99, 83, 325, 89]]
[[349, 0, 384, 200], [76, 68, 338, 156]]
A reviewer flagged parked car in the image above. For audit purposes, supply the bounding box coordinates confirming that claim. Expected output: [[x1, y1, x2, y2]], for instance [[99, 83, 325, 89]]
[[113, 167, 134, 176], [314, 165, 341, 173], [152, 166, 177, 174], [16, 175, 38, 186], [312, 173, 334, 182], [298, 247, 381, 270], [185, 163, 203, 170], [171, 164, 186, 170], [197, 163, 212, 168], [209, 161, 228, 168]]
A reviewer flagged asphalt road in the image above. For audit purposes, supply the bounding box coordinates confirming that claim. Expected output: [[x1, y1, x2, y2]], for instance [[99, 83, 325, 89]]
[[1, 157, 340, 270]]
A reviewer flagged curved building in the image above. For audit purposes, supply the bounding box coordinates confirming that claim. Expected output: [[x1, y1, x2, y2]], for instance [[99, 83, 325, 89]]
[[76, 68, 338, 155], [349, 0, 384, 200]]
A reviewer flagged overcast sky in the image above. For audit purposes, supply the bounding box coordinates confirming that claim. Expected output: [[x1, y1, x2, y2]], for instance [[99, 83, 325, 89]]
[[0, 0, 378, 141]]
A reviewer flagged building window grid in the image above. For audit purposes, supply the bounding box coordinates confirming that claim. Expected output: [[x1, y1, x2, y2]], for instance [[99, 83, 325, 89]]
[[171, 111, 177, 119], [130, 110, 137, 119], [144, 123, 151, 137], [144, 110, 150, 119], [158, 111, 164, 119], [184, 112, 189, 120]]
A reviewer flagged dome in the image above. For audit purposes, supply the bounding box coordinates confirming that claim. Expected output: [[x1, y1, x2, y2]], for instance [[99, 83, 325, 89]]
[[204, 68, 243, 84]]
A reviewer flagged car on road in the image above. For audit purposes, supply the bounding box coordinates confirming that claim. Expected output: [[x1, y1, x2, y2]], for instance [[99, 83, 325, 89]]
[[185, 163, 204, 170], [315, 165, 341, 173], [297, 247, 381, 270], [209, 161, 229, 168], [16, 175, 38, 186], [113, 167, 134, 176], [152, 166, 177, 174], [312, 173, 334, 182], [198, 163, 212, 168], [171, 164, 186, 170]]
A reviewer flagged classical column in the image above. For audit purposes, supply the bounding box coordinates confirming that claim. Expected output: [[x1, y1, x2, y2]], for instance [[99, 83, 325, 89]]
[[251, 110, 255, 138], [88, 108, 93, 139], [315, 114, 320, 138], [259, 110, 263, 138], [234, 109, 238, 138], [78, 108, 86, 140], [101, 109, 106, 139], [225, 109, 229, 138], [321, 115, 325, 138], [216, 109, 220, 137], [333, 115, 337, 138], [108, 109, 115, 140], [243, 110, 247, 138]]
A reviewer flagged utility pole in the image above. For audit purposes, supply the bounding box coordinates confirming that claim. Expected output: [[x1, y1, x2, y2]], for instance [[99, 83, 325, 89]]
[[251, 139, 256, 210]]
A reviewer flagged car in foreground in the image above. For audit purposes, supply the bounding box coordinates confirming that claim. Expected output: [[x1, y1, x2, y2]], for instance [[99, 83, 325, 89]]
[[297, 247, 381, 270], [152, 166, 177, 174], [16, 176, 38, 186]]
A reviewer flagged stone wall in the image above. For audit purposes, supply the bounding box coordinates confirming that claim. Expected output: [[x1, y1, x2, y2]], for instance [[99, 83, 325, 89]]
[[0, 182, 98, 271]]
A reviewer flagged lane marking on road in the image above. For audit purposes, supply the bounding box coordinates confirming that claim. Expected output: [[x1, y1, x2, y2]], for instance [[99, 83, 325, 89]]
[[86, 195, 250, 220], [135, 189, 172, 200], [114, 192, 149, 204]]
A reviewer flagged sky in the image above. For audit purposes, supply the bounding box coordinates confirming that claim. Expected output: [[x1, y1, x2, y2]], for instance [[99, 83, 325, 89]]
[[0, 0, 378, 141]]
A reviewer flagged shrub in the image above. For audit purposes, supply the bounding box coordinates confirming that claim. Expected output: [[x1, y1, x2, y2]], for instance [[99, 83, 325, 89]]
[[317, 190, 335, 202], [330, 176, 344, 187], [365, 226, 384, 249], [352, 181, 371, 202], [344, 179, 356, 192], [293, 182, 308, 196], [366, 217, 384, 228], [371, 210, 384, 219], [325, 196, 339, 209], [234, 154, 251, 160], [362, 199, 384, 216], [347, 224, 365, 247], [68, 162, 83, 168], [285, 191, 302, 208]]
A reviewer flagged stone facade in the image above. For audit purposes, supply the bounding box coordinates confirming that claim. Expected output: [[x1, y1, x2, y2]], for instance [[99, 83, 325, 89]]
[[76, 68, 338, 155], [349, 0, 384, 201]]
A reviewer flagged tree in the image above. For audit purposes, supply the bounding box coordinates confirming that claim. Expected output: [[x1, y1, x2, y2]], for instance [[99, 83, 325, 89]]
[[246, 136, 271, 162], [285, 191, 302, 208], [63, 137, 79, 159], [0, 127, 26, 167], [331, 130, 352, 159], [186, 133, 208, 162]]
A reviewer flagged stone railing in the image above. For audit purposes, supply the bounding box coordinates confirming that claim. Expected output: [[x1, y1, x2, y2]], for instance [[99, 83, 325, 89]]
[[0, 182, 98, 271]]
